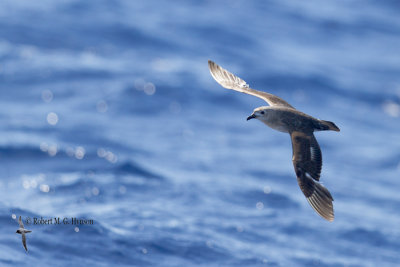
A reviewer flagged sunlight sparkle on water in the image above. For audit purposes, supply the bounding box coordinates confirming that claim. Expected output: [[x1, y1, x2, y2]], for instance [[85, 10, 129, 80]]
[[256, 202, 264, 210], [97, 148, 117, 163], [47, 112, 59, 125], [97, 148, 106, 157], [144, 82, 156, 95], [48, 144, 58, 157], [23, 180, 30, 189], [40, 142, 49, 152], [30, 180, 38, 188], [105, 151, 118, 163], [382, 101, 400, 117], [75, 146, 85, 160], [263, 186, 271, 194], [40, 184, 50, 193]]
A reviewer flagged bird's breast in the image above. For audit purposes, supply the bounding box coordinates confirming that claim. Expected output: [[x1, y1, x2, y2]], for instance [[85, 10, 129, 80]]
[[259, 109, 291, 132], [261, 119, 290, 133]]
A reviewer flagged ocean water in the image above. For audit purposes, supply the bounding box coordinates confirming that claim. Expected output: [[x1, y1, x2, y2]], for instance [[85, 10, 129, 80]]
[[0, 0, 399, 266]]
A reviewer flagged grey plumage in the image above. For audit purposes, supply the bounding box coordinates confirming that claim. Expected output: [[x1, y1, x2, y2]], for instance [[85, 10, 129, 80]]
[[16, 216, 32, 251], [208, 60, 340, 221]]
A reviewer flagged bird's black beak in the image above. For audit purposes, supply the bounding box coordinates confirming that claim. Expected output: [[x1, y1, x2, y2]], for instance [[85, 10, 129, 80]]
[[247, 114, 256, 121]]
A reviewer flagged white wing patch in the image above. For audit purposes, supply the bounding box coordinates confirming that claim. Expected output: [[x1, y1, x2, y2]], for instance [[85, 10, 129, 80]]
[[310, 146, 315, 161]]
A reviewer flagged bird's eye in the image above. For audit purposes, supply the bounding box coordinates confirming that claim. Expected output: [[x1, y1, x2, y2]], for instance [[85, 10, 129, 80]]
[[260, 111, 265, 115]]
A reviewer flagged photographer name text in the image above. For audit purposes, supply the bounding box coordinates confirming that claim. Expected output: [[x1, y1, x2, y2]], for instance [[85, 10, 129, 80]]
[[26, 216, 94, 226]]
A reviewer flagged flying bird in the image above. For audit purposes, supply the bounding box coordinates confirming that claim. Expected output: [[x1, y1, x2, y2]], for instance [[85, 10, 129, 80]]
[[208, 60, 340, 221], [16, 216, 32, 251]]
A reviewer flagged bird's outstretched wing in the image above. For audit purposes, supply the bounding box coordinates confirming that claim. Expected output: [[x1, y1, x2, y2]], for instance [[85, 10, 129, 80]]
[[208, 60, 294, 109], [22, 233, 28, 251], [290, 131, 334, 221], [290, 131, 322, 181], [18, 216, 24, 229]]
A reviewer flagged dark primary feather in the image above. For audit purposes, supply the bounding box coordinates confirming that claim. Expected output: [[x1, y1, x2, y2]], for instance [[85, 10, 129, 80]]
[[291, 131, 334, 221], [22, 234, 27, 251], [297, 172, 334, 221]]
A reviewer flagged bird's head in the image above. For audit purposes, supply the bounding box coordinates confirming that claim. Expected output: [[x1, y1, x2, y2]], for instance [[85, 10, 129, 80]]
[[247, 106, 269, 122]]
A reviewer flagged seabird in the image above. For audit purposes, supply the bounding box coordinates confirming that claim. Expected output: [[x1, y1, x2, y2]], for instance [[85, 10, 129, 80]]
[[16, 216, 32, 251], [208, 60, 340, 221]]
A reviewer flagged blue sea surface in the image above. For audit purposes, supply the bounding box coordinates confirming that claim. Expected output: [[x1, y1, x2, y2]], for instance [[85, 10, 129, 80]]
[[0, 1, 399, 266]]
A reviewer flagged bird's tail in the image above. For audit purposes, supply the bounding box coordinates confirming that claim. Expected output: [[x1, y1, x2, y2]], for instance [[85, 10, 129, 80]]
[[315, 120, 340, 132]]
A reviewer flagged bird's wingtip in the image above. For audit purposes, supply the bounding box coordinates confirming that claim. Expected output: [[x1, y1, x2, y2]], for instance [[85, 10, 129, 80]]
[[297, 173, 334, 222]]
